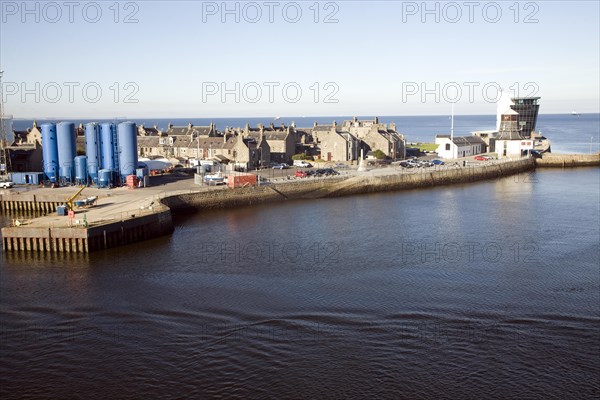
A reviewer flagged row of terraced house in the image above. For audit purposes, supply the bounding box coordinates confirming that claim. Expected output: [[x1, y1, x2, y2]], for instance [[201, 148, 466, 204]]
[[3, 118, 406, 173], [137, 117, 406, 170]]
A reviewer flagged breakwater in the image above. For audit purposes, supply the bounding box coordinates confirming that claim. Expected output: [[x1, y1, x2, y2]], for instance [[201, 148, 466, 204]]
[[535, 153, 600, 168]]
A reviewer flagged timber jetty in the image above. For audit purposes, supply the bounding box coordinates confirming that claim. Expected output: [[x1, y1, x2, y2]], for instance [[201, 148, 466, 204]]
[[1, 154, 597, 254]]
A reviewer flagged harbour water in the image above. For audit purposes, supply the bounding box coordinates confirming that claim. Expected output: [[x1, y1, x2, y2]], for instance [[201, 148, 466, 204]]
[[2, 113, 599, 398], [1, 166, 599, 398]]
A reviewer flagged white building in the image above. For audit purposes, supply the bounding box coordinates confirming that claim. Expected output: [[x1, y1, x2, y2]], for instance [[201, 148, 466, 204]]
[[495, 109, 534, 158], [435, 135, 487, 159]]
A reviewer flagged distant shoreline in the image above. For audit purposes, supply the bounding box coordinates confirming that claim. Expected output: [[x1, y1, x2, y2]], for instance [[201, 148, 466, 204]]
[[9, 112, 600, 121]]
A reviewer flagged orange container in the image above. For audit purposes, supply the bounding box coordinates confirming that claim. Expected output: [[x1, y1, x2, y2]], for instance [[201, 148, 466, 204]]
[[227, 173, 257, 188]]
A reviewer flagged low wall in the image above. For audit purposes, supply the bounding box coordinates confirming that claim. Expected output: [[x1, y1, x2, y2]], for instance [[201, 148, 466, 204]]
[[536, 153, 600, 168]]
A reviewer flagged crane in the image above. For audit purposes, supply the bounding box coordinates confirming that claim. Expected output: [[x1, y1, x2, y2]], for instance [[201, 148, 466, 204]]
[[64, 186, 85, 211]]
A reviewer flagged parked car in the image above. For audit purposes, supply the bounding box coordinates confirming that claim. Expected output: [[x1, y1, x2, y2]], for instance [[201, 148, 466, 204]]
[[334, 162, 349, 169], [431, 159, 445, 165], [0, 181, 14, 189], [474, 155, 489, 161], [295, 170, 308, 178], [272, 163, 290, 169], [293, 160, 313, 168], [530, 150, 542, 159], [314, 168, 339, 176], [399, 161, 414, 168]]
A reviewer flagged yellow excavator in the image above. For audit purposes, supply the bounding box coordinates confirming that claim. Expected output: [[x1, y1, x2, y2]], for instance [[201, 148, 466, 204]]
[[57, 186, 85, 215]]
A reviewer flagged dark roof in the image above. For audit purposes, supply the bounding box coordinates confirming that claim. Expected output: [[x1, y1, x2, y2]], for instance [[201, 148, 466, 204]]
[[452, 136, 486, 146], [141, 127, 161, 136], [167, 126, 191, 136], [138, 136, 160, 147], [194, 136, 237, 150], [191, 126, 213, 136], [313, 125, 334, 132], [246, 131, 289, 141]]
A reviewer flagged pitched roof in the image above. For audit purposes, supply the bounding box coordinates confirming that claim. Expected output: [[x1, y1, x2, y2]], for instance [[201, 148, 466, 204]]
[[191, 126, 213, 136], [246, 131, 289, 141], [137, 136, 160, 147], [313, 125, 335, 132], [452, 136, 486, 146], [167, 126, 192, 136], [195, 136, 235, 150]]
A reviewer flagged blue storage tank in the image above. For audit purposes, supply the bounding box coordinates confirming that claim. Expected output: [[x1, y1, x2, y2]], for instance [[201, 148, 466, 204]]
[[41, 123, 59, 182], [117, 122, 138, 180], [75, 156, 88, 184], [100, 123, 116, 171], [98, 169, 112, 188], [57, 122, 77, 182], [85, 123, 101, 183]]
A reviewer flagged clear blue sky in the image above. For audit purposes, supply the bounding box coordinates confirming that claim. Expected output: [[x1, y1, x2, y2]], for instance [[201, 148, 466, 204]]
[[1, 0, 598, 118]]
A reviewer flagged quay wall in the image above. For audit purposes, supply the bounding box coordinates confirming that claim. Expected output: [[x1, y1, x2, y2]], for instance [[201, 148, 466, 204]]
[[0, 192, 65, 214], [162, 158, 536, 212], [2, 208, 173, 253], [535, 153, 600, 168]]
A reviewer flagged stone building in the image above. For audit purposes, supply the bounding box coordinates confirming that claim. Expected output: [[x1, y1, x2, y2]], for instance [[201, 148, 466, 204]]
[[6, 121, 43, 172], [308, 117, 405, 162], [242, 122, 295, 164], [310, 122, 360, 162], [341, 117, 405, 160]]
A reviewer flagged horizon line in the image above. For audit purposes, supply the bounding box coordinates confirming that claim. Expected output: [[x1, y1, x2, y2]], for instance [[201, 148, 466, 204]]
[[9, 112, 598, 121]]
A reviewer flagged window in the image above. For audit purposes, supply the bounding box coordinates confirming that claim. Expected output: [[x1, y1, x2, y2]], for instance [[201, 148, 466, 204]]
[[445, 143, 450, 151]]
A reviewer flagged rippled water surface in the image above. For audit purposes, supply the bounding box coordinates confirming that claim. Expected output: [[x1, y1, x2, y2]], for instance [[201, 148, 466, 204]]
[[1, 168, 599, 399]]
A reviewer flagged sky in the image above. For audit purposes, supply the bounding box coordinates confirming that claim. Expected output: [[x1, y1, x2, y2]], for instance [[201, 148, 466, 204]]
[[0, 0, 599, 118]]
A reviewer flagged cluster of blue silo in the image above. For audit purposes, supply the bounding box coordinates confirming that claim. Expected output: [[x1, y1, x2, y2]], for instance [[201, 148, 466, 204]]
[[41, 121, 138, 187]]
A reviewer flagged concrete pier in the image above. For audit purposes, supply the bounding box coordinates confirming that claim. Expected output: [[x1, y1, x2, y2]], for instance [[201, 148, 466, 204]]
[[1, 209, 173, 253], [1, 185, 176, 254], [535, 153, 600, 168]]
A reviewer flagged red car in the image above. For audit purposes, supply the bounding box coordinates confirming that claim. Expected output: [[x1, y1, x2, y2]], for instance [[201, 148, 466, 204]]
[[295, 170, 308, 178], [474, 155, 489, 161]]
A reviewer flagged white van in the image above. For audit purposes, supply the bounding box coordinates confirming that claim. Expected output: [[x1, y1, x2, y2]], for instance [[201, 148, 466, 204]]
[[293, 160, 313, 168]]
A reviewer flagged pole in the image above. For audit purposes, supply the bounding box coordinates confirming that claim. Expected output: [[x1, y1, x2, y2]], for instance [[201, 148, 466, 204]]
[[450, 103, 454, 141]]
